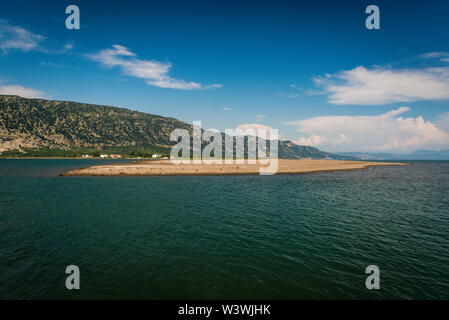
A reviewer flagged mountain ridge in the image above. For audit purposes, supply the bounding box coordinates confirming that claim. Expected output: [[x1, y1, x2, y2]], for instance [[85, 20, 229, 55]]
[[0, 94, 355, 159]]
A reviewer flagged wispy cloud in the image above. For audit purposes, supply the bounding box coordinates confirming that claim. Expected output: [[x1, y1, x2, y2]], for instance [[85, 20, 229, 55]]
[[63, 42, 74, 51], [420, 52, 449, 59], [0, 20, 45, 53], [286, 107, 449, 153], [279, 85, 325, 99], [41, 62, 71, 68], [290, 84, 326, 96], [0, 84, 45, 98], [222, 107, 231, 111], [88, 45, 222, 90], [53, 41, 74, 54], [0, 20, 74, 55], [279, 93, 300, 98]]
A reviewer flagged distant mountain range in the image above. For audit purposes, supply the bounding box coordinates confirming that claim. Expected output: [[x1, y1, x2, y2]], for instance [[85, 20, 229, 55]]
[[278, 140, 355, 160], [0, 95, 354, 159], [338, 150, 449, 160]]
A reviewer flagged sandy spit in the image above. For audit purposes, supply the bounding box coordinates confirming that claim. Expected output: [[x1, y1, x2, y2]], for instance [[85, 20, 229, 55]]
[[61, 159, 408, 176]]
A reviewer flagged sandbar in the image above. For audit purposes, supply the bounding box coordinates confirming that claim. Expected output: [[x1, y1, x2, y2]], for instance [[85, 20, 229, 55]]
[[61, 159, 408, 176]]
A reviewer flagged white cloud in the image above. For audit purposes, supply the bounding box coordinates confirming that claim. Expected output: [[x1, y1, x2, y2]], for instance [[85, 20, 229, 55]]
[[222, 107, 231, 111], [234, 123, 280, 140], [295, 134, 327, 146], [0, 20, 45, 53], [0, 84, 45, 98], [420, 52, 449, 59], [315, 65, 449, 105], [89, 45, 222, 90], [286, 107, 449, 153], [334, 133, 351, 145]]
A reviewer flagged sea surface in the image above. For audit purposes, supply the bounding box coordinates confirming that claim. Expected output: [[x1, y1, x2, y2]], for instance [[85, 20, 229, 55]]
[[0, 159, 448, 299]]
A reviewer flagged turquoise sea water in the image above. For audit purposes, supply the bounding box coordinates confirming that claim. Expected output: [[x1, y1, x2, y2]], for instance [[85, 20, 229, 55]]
[[0, 159, 448, 299]]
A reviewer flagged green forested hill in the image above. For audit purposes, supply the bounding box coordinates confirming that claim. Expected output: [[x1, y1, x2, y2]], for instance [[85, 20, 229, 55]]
[[0, 95, 356, 159], [0, 95, 190, 157]]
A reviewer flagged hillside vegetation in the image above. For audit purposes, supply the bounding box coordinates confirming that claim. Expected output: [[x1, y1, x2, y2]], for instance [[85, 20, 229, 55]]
[[0, 95, 354, 159]]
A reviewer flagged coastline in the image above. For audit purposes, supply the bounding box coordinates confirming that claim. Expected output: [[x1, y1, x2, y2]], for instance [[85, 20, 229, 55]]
[[0, 157, 153, 160], [61, 159, 409, 176]]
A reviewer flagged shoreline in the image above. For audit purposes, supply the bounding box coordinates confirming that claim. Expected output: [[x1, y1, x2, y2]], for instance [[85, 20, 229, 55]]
[[61, 159, 409, 177], [0, 157, 154, 160]]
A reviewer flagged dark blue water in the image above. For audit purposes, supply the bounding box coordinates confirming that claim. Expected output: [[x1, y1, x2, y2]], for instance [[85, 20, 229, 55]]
[[1, 159, 448, 299]]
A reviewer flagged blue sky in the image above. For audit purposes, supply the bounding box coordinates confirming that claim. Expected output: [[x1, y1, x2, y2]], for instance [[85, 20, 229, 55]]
[[1, 0, 449, 153]]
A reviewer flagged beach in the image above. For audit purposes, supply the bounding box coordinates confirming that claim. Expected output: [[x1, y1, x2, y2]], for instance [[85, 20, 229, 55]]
[[61, 159, 407, 176]]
